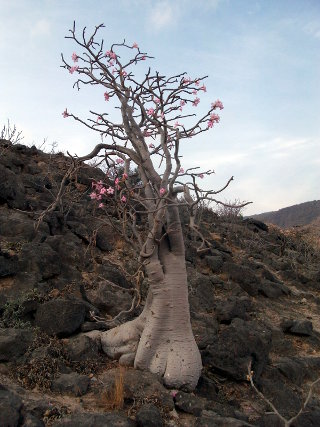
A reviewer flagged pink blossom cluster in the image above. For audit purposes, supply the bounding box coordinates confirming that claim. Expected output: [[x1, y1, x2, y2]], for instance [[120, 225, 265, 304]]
[[90, 175, 129, 208], [104, 92, 110, 101], [105, 50, 116, 60], [208, 113, 220, 128], [192, 97, 200, 107], [159, 187, 166, 196], [132, 42, 139, 49], [69, 66, 79, 74], [71, 52, 78, 62], [211, 99, 224, 110], [62, 109, 69, 118]]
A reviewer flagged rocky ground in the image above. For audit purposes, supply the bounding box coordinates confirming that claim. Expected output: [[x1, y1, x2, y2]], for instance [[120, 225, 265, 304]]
[[0, 140, 320, 427]]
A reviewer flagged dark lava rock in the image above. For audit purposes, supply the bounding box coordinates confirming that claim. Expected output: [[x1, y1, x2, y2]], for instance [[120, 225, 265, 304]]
[[0, 386, 23, 427], [244, 218, 269, 232], [0, 255, 17, 277], [215, 296, 252, 324], [98, 368, 174, 411], [52, 413, 135, 427], [85, 281, 132, 317], [188, 272, 215, 312], [64, 333, 101, 361], [22, 414, 45, 427], [195, 410, 253, 426], [202, 318, 272, 381], [174, 391, 208, 416], [281, 319, 313, 336], [0, 328, 34, 361], [258, 279, 290, 298], [18, 243, 61, 280], [0, 163, 27, 210], [95, 228, 114, 251], [136, 403, 164, 427], [51, 372, 90, 396], [205, 255, 223, 273], [195, 374, 219, 399], [222, 262, 258, 296], [35, 299, 86, 336]]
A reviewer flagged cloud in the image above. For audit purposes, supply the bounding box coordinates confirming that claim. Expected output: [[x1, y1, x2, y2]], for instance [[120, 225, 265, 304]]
[[30, 19, 51, 38], [148, 2, 176, 31]]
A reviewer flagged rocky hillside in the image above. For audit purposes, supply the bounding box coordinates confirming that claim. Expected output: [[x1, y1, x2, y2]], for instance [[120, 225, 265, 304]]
[[1, 139, 320, 426], [249, 200, 320, 228]]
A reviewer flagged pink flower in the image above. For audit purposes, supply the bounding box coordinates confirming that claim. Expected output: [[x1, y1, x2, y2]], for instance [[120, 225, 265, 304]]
[[116, 158, 124, 164], [192, 89, 197, 95], [132, 42, 139, 49], [121, 70, 127, 77], [154, 97, 160, 104], [180, 100, 186, 107], [104, 92, 110, 101], [89, 192, 97, 199], [179, 168, 184, 173], [106, 50, 117, 60], [183, 77, 191, 84], [122, 173, 128, 180], [62, 109, 69, 118], [174, 121, 181, 128], [211, 99, 224, 110], [210, 113, 220, 123], [115, 178, 120, 185], [149, 143, 155, 149], [199, 173, 204, 179], [99, 187, 107, 195], [97, 116, 103, 122], [159, 187, 166, 196], [195, 80, 200, 86], [141, 55, 146, 60], [200, 85, 207, 92], [98, 203, 104, 208], [121, 195, 127, 202], [208, 113, 220, 128], [193, 97, 200, 107], [106, 186, 114, 195], [72, 52, 78, 62], [147, 107, 155, 116], [69, 65, 79, 74]]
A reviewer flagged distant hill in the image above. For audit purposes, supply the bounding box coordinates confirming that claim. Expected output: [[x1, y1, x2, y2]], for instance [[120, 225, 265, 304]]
[[249, 200, 320, 228]]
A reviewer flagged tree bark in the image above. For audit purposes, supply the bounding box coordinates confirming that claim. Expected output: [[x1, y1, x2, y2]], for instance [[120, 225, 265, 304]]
[[101, 252, 202, 390]]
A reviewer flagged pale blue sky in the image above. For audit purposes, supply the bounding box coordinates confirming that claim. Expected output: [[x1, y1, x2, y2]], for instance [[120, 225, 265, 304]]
[[1, 0, 319, 215]]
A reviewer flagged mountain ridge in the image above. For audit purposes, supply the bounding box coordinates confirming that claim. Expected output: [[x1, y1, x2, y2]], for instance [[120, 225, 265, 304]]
[[248, 200, 320, 228]]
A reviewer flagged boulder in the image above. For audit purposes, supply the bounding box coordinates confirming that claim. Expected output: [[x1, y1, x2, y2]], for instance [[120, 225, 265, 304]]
[[136, 403, 164, 427], [0, 386, 23, 427], [281, 319, 313, 336], [0, 328, 34, 361], [202, 318, 272, 381], [51, 372, 90, 396], [85, 281, 132, 317], [35, 299, 86, 336], [0, 163, 27, 209]]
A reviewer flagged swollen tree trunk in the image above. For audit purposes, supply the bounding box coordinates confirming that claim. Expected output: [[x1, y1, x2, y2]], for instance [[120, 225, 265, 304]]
[[101, 220, 202, 390]]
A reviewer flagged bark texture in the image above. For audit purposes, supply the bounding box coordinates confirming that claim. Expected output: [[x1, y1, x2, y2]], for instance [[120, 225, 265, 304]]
[[101, 252, 202, 390]]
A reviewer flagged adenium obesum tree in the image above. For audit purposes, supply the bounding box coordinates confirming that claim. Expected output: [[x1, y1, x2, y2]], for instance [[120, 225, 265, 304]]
[[61, 23, 247, 390]]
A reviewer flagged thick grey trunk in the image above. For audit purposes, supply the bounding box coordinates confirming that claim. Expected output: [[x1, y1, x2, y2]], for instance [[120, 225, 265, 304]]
[[101, 253, 202, 390]]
